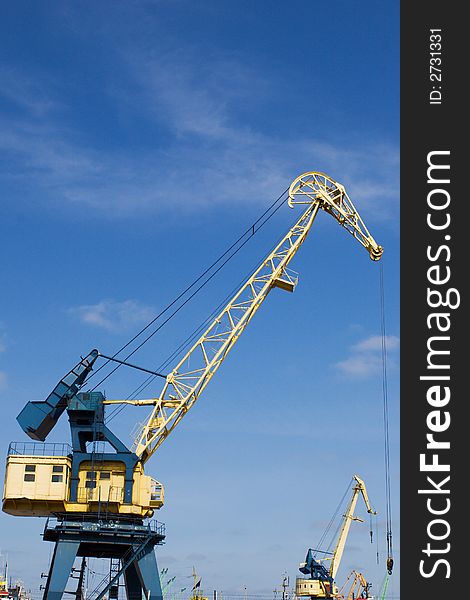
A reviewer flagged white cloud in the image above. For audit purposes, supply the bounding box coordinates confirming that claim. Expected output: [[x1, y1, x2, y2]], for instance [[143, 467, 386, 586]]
[[335, 334, 399, 378], [0, 47, 399, 222], [0, 67, 60, 116], [353, 335, 400, 353], [336, 354, 381, 378], [68, 299, 155, 333]]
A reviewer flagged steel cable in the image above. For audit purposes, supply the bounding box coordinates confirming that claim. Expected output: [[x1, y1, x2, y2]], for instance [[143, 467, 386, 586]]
[[86, 187, 289, 393]]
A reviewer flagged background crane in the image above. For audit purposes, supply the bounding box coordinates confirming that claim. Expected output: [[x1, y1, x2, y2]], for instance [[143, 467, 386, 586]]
[[295, 475, 376, 600], [336, 570, 372, 600]]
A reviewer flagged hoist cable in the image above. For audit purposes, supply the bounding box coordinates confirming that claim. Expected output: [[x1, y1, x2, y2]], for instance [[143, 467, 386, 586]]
[[106, 282, 241, 423], [106, 192, 298, 423], [376, 514, 380, 564], [86, 187, 288, 386], [379, 262, 394, 574], [105, 281, 242, 423], [106, 198, 310, 423], [93, 192, 288, 393], [86, 187, 289, 392], [315, 478, 353, 556], [107, 229, 280, 423], [98, 353, 167, 378]]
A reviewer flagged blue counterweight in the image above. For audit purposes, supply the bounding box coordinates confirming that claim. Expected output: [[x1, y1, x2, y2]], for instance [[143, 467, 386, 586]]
[[16, 349, 99, 441]]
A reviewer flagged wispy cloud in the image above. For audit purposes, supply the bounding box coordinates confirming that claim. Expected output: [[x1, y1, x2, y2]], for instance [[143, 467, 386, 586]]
[[120, 48, 399, 218], [353, 335, 400, 353], [335, 334, 399, 378], [68, 299, 155, 333], [0, 66, 60, 117], [185, 553, 207, 562], [0, 42, 399, 221]]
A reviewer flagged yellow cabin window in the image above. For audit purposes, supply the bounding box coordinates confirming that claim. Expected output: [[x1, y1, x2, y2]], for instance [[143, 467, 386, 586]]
[[52, 465, 64, 473], [86, 471, 97, 480], [100, 472, 111, 480], [24, 465, 36, 481], [51, 475, 63, 483]]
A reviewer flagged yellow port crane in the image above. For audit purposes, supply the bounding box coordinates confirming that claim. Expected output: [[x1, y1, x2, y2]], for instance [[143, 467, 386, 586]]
[[295, 475, 376, 599], [3, 171, 382, 520], [111, 171, 383, 467], [336, 570, 372, 600], [2, 172, 382, 600]]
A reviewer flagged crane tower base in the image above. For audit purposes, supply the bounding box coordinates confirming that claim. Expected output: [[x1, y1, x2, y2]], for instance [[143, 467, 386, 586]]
[[41, 515, 165, 600]]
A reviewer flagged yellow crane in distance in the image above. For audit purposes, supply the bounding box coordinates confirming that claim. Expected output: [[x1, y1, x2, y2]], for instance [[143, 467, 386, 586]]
[[296, 475, 376, 599], [330, 476, 376, 583], [336, 570, 372, 600]]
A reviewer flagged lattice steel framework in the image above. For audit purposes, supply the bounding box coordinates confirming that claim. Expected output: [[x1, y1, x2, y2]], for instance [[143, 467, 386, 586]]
[[133, 171, 383, 463]]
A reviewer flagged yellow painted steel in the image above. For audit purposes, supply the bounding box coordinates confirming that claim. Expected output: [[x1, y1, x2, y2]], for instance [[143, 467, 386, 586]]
[[295, 578, 333, 598], [2, 171, 382, 518], [2, 455, 163, 517], [287, 171, 383, 261], [132, 172, 382, 464], [3, 455, 72, 516], [296, 475, 376, 599], [336, 570, 371, 600]]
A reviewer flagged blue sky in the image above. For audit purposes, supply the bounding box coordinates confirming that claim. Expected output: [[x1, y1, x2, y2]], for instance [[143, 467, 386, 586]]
[[0, 1, 399, 599]]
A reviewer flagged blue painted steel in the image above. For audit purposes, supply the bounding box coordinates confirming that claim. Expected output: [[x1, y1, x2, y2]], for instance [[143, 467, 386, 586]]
[[124, 562, 143, 600], [67, 391, 139, 504], [15, 352, 139, 504], [15, 352, 166, 600], [16, 349, 99, 441], [42, 539, 81, 600], [42, 517, 165, 600], [299, 549, 334, 592], [136, 549, 163, 600]]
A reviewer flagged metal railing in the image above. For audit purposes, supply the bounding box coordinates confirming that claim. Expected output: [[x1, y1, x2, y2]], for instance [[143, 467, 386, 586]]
[[150, 480, 164, 503], [44, 514, 165, 536], [7, 441, 72, 457], [76, 485, 125, 504]]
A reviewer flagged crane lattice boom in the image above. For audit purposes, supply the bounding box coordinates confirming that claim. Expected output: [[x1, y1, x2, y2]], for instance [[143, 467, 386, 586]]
[[133, 172, 383, 463], [329, 475, 376, 580]]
